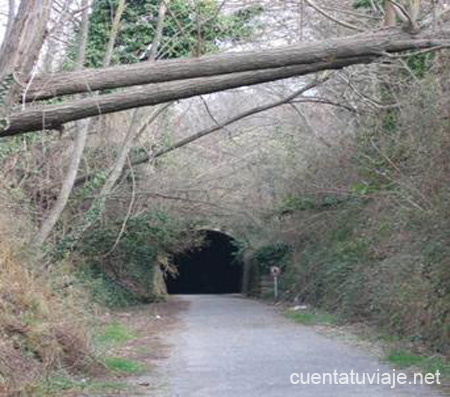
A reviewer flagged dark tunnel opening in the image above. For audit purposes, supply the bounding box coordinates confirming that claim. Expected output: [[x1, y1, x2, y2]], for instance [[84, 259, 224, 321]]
[[166, 230, 243, 294]]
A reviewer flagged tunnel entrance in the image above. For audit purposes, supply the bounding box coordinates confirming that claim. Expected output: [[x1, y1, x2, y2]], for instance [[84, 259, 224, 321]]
[[166, 230, 242, 294]]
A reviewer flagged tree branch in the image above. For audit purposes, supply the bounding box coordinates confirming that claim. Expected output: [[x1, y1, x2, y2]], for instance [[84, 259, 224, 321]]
[[71, 79, 325, 188], [304, 0, 364, 31]]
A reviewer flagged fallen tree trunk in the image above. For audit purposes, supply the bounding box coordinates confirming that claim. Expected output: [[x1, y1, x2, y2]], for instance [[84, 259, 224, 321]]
[[0, 56, 378, 136], [2, 29, 449, 136], [24, 28, 450, 101]]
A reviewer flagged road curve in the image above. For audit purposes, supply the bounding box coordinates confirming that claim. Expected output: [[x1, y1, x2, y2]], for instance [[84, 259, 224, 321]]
[[151, 295, 442, 397]]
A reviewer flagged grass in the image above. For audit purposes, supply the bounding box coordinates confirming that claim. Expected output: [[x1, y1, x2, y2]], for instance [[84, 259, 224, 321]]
[[34, 322, 145, 393], [94, 321, 137, 346], [285, 309, 337, 326], [104, 357, 145, 374], [386, 350, 426, 367], [92, 321, 145, 381], [386, 349, 450, 378], [286, 306, 450, 382]]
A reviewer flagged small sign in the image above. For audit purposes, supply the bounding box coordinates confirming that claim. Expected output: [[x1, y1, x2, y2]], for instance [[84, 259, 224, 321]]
[[270, 266, 281, 278], [270, 266, 281, 299]]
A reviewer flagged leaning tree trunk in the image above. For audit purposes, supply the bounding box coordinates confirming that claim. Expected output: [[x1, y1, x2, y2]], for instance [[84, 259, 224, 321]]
[[33, 0, 128, 247], [0, 0, 51, 125], [33, 0, 92, 247]]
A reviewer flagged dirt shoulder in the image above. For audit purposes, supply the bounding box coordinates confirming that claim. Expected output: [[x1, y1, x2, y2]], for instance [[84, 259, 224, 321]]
[[55, 297, 188, 396], [106, 298, 188, 396]]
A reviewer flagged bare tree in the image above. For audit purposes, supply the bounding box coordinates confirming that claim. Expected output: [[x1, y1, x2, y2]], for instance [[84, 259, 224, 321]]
[[33, 0, 128, 246], [33, 0, 92, 247]]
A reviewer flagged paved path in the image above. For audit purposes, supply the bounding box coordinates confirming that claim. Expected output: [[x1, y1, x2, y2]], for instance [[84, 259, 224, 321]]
[[150, 295, 443, 396]]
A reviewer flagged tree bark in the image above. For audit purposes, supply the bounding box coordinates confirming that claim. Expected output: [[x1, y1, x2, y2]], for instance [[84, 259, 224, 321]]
[[1, 29, 448, 136], [23, 28, 450, 102], [385, 1, 397, 26], [410, 0, 421, 21], [0, 0, 51, 117], [148, 0, 168, 60], [2, 57, 376, 136]]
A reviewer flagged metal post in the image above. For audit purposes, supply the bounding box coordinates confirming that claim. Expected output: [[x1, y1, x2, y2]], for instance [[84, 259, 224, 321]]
[[274, 275, 278, 299]]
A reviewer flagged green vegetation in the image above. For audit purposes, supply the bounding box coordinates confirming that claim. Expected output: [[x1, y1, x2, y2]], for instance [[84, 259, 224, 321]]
[[386, 350, 426, 368], [353, 0, 382, 8], [251, 242, 291, 273], [386, 349, 450, 379], [0, 0, 261, 389], [104, 357, 146, 374], [78, 0, 262, 67], [277, 194, 357, 215], [285, 309, 337, 326], [94, 322, 137, 346], [246, 56, 450, 355], [76, 269, 141, 308]]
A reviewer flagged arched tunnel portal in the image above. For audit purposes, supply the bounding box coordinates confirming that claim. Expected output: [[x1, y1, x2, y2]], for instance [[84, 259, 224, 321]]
[[166, 230, 243, 294]]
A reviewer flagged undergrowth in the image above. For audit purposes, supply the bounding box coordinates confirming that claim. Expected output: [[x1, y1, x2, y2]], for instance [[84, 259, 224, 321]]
[[247, 63, 450, 355], [0, 190, 99, 394]]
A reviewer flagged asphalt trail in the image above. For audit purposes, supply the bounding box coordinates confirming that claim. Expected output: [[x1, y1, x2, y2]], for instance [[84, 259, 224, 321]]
[[150, 295, 442, 397]]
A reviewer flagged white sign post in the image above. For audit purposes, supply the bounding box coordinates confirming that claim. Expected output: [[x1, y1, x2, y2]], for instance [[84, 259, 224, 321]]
[[270, 266, 281, 300]]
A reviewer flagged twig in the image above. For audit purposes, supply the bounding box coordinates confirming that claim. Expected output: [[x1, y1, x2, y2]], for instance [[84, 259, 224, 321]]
[[320, 5, 380, 20], [304, 0, 364, 32], [103, 155, 136, 257], [70, 78, 329, 188]]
